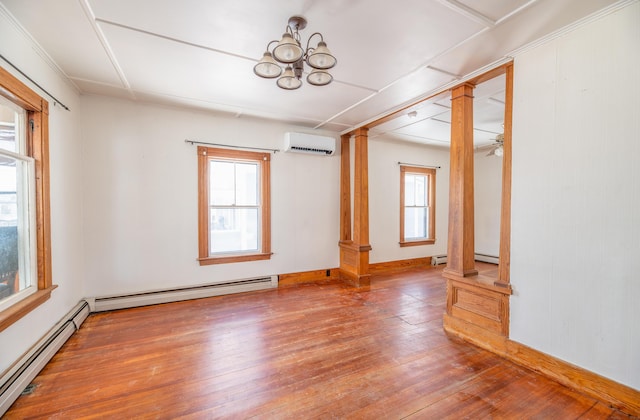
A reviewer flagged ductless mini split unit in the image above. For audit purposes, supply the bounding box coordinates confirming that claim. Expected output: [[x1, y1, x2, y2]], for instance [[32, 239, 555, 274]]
[[284, 132, 336, 156]]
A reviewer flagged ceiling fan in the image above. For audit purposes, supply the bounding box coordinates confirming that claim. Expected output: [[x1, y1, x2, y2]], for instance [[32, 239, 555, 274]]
[[485, 133, 504, 157]]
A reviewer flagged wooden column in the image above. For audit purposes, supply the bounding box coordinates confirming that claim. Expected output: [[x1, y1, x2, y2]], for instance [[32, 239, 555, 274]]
[[443, 83, 478, 278], [339, 128, 372, 287], [443, 76, 512, 341], [496, 63, 514, 288], [339, 134, 351, 242]]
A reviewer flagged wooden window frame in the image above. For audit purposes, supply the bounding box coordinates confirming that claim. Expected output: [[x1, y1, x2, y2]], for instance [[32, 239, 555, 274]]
[[197, 146, 271, 265], [400, 165, 436, 247], [0, 66, 54, 333]]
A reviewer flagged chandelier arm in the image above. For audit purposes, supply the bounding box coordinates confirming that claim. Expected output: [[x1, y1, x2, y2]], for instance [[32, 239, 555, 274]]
[[266, 40, 279, 52], [305, 32, 325, 53]]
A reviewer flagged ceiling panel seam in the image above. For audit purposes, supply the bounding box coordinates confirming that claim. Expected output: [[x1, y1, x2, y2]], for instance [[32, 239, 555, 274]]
[[93, 18, 377, 93], [494, 0, 540, 25], [79, 0, 134, 99], [95, 18, 257, 63], [434, 0, 496, 27]]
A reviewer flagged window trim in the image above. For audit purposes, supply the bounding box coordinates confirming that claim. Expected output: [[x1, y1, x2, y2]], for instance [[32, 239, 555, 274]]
[[399, 165, 436, 247], [0, 66, 54, 333], [197, 146, 271, 265]]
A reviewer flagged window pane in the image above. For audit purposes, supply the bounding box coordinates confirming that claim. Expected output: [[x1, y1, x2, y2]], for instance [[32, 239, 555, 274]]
[[0, 157, 34, 304], [0, 99, 23, 153], [209, 161, 235, 205], [414, 175, 427, 206], [235, 163, 258, 206], [404, 207, 428, 239], [405, 175, 415, 206], [209, 208, 259, 254]]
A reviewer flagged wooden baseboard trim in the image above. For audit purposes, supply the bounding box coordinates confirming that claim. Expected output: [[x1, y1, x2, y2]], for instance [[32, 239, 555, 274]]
[[443, 314, 640, 416], [369, 257, 432, 275], [278, 268, 340, 286]]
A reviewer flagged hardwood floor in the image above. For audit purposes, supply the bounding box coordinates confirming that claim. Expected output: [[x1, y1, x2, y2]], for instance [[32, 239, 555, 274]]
[[5, 265, 633, 419]]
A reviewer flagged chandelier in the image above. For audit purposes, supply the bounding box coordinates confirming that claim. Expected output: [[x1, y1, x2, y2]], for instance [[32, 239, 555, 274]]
[[253, 16, 337, 90]]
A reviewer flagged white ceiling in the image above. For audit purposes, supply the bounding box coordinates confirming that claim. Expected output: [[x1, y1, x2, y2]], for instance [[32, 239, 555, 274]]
[[0, 0, 619, 147]]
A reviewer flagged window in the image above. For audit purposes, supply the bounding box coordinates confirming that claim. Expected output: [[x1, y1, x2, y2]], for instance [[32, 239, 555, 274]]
[[0, 66, 53, 332], [197, 147, 271, 265], [400, 165, 435, 246]]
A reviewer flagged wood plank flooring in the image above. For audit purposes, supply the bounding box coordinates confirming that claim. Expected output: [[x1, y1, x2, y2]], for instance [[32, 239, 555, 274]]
[[4, 265, 633, 419]]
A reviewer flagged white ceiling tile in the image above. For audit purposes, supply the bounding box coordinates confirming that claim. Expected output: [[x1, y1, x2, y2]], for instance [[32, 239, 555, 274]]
[[2, 0, 124, 86], [431, 0, 619, 78], [100, 22, 373, 124], [329, 67, 457, 128]]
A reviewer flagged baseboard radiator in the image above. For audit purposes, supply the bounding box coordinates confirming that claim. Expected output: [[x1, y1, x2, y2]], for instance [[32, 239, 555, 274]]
[[88, 275, 278, 312], [0, 301, 90, 416], [431, 254, 500, 266], [474, 253, 500, 264]]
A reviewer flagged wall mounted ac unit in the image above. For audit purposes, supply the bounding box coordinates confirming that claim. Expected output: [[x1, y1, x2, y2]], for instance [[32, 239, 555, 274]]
[[284, 132, 336, 156]]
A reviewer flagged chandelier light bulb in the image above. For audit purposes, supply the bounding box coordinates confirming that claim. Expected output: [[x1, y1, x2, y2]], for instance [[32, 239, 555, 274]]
[[277, 66, 302, 90], [307, 42, 336, 70], [273, 33, 304, 63], [253, 51, 282, 79], [307, 69, 333, 86]]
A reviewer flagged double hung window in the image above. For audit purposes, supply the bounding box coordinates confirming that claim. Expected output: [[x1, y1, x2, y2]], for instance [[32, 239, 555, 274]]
[[400, 165, 436, 246], [197, 147, 271, 265], [0, 67, 53, 332]]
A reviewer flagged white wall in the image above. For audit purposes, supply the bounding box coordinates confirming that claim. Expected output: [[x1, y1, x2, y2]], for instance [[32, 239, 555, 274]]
[[79, 96, 340, 297], [510, 2, 640, 389], [474, 150, 502, 256], [368, 138, 449, 263], [0, 8, 85, 375]]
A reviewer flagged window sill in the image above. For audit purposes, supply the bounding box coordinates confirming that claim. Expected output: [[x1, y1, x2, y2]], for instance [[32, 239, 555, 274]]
[[399, 239, 435, 247], [0, 285, 57, 333], [198, 253, 272, 266]]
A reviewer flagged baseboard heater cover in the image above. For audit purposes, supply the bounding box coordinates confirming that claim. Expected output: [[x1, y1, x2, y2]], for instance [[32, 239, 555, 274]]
[[431, 254, 500, 266], [0, 300, 90, 416], [431, 255, 447, 266], [474, 253, 500, 264], [89, 275, 278, 312]]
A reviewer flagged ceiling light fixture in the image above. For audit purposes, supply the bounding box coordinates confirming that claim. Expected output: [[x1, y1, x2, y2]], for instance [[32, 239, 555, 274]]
[[254, 16, 336, 90]]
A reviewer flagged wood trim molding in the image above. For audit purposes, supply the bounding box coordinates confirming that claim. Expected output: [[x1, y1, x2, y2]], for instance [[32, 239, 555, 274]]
[[278, 268, 341, 286], [444, 315, 640, 416], [0, 66, 45, 111], [399, 239, 435, 247], [197, 253, 272, 265], [0, 286, 57, 332], [339, 134, 351, 242], [369, 257, 432, 275], [352, 128, 369, 246]]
